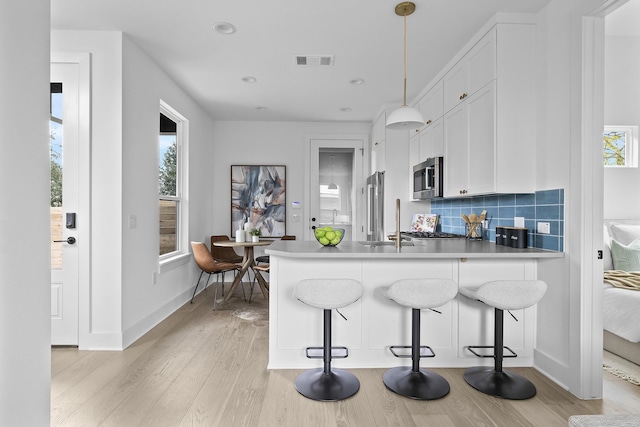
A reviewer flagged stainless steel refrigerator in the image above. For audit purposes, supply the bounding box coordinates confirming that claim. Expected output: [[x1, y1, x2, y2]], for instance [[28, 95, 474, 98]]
[[366, 171, 384, 241]]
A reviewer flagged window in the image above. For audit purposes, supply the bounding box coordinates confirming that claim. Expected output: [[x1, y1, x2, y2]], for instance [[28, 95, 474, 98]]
[[604, 125, 638, 167], [159, 102, 188, 259]]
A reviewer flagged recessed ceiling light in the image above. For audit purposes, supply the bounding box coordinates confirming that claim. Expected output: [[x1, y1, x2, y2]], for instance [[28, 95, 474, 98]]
[[213, 22, 236, 34], [256, 106, 268, 111], [340, 107, 352, 112], [350, 78, 365, 85], [242, 76, 257, 83]]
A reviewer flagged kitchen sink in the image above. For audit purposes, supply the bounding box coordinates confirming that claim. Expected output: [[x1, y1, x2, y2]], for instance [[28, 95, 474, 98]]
[[359, 241, 414, 247]]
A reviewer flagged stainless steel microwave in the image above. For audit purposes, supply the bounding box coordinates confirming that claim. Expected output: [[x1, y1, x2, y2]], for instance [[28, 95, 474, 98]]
[[413, 157, 443, 199]]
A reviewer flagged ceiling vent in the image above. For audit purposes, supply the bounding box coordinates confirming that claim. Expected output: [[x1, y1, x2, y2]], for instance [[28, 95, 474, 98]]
[[295, 55, 334, 67]]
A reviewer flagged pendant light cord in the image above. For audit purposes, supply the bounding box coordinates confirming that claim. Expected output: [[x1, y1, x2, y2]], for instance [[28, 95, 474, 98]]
[[403, 12, 408, 106]]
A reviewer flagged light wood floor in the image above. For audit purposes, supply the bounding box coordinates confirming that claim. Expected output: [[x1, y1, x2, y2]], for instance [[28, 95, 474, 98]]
[[52, 287, 640, 426]]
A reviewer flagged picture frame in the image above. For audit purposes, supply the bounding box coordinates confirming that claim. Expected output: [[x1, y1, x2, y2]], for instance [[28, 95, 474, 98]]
[[231, 165, 286, 238]]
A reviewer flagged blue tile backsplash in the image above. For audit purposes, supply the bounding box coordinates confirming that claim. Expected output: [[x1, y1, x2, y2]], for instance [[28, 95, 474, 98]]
[[430, 189, 564, 251]]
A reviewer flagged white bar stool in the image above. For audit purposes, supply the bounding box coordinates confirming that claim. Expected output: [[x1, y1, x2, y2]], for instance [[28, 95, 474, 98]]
[[293, 278, 364, 401], [382, 278, 458, 400], [459, 280, 547, 400]]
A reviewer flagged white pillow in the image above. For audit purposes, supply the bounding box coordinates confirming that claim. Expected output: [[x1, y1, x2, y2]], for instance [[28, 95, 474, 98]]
[[609, 224, 640, 245], [611, 239, 640, 271]]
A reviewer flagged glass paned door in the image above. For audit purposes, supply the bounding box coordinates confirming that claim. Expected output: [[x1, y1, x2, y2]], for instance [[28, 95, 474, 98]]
[[50, 63, 80, 345]]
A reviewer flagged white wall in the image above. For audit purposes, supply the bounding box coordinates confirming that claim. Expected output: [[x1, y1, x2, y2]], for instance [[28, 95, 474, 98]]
[[534, 0, 606, 398], [603, 35, 640, 219], [210, 121, 370, 251], [0, 1, 52, 425], [120, 35, 217, 346], [51, 30, 218, 349]]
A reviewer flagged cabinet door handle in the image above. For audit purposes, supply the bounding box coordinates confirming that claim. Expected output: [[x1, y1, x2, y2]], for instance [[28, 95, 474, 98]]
[[459, 92, 468, 100]]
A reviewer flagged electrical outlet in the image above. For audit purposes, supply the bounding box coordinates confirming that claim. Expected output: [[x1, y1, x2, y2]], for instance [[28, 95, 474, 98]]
[[514, 217, 525, 228], [152, 271, 158, 285], [537, 222, 551, 234], [129, 214, 137, 229]]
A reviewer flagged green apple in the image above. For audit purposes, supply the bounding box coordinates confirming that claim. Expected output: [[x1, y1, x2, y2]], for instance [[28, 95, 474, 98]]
[[325, 231, 336, 241], [315, 228, 325, 238], [319, 237, 330, 245]]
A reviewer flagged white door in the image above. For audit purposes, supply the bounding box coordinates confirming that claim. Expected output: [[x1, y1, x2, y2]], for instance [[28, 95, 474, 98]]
[[50, 62, 80, 345], [308, 138, 365, 241]]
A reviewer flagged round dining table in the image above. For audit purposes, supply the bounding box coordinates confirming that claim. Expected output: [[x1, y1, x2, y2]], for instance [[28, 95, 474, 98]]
[[211, 239, 272, 302]]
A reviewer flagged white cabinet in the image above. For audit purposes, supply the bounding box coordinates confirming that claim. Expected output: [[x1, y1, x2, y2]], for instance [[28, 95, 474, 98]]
[[371, 139, 386, 173], [371, 112, 386, 173], [443, 29, 496, 114], [420, 118, 444, 160], [444, 23, 535, 197], [416, 80, 444, 131], [445, 82, 495, 197]]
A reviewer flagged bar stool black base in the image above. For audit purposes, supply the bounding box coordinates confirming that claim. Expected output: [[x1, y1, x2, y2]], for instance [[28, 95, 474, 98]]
[[295, 368, 360, 401], [383, 366, 450, 400], [463, 366, 536, 400]]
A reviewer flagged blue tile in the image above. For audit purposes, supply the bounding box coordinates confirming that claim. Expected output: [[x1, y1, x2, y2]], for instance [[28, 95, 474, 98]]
[[515, 205, 535, 218], [536, 205, 561, 221], [498, 206, 516, 219], [499, 194, 517, 206], [484, 195, 499, 206], [536, 189, 561, 205], [516, 193, 536, 205]]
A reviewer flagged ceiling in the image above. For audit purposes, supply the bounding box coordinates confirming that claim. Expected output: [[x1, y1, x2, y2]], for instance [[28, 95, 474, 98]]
[[51, 0, 556, 123]]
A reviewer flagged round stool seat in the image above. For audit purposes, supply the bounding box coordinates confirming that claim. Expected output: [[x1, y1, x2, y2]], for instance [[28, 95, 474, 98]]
[[458, 280, 547, 310], [384, 278, 458, 309], [294, 279, 364, 310], [382, 278, 458, 400]]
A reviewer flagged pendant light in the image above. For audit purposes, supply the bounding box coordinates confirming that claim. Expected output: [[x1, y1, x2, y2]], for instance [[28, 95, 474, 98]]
[[328, 155, 338, 189], [386, 2, 424, 130]]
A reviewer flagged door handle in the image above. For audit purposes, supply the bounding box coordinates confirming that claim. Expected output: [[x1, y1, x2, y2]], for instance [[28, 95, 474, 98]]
[[53, 237, 76, 245]]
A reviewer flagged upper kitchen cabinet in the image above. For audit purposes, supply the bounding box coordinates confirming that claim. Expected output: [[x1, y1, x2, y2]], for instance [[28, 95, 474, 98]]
[[444, 23, 535, 197], [371, 111, 386, 173], [410, 80, 444, 134], [443, 29, 495, 115]]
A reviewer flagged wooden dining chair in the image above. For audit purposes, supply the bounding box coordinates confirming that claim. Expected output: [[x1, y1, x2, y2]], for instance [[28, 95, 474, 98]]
[[210, 235, 245, 293], [190, 241, 241, 309]]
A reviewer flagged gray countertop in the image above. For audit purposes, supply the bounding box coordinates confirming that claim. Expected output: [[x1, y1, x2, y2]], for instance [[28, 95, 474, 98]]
[[265, 239, 563, 259]]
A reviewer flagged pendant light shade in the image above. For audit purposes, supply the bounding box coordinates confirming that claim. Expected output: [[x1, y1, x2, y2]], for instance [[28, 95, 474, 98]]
[[386, 105, 424, 130], [386, 2, 424, 130]]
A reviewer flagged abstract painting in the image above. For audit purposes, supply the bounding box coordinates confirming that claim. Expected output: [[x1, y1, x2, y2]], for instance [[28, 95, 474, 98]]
[[231, 165, 286, 237]]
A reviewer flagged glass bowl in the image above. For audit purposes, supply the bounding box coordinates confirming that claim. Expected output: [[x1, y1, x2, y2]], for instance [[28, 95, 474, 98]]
[[314, 227, 345, 247]]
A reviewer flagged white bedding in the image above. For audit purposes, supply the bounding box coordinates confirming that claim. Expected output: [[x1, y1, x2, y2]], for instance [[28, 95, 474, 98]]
[[603, 282, 640, 343]]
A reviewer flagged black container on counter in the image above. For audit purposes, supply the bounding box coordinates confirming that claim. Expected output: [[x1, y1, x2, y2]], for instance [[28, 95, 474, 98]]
[[496, 226, 528, 249], [511, 227, 528, 248]]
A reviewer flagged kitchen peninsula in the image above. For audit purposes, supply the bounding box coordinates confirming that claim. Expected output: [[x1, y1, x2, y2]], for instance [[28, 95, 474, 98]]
[[265, 240, 562, 369]]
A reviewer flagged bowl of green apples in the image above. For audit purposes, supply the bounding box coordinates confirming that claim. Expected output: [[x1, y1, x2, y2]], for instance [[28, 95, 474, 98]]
[[314, 227, 344, 247]]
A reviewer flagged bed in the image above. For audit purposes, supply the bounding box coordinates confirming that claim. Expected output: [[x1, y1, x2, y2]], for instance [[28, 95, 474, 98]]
[[603, 221, 640, 366]]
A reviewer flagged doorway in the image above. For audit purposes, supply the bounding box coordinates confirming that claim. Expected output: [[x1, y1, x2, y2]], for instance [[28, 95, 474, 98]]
[[50, 53, 90, 346], [307, 136, 366, 241]]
